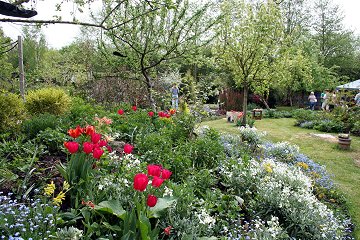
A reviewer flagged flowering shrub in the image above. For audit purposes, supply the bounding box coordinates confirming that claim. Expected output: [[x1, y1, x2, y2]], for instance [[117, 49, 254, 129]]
[[238, 126, 266, 148], [0, 192, 58, 239], [262, 141, 300, 163]]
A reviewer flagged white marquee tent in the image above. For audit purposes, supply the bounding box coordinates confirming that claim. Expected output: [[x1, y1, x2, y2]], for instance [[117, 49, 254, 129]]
[[336, 79, 360, 91]]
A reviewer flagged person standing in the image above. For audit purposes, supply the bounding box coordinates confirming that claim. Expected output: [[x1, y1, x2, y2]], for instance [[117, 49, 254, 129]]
[[171, 83, 179, 110], [308, 91, 317, 110], [321, 90, 329, 111], [355, 89, 360, 106]]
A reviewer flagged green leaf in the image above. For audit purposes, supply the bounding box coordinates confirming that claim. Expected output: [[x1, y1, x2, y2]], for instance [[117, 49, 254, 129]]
[[95, 200, 126, 219], [198, 237, 218, 240], [139, 212, 151, 240], [0, 168, 18, 182], [148, 196, 177, 218], [103, 222, 122, 232]]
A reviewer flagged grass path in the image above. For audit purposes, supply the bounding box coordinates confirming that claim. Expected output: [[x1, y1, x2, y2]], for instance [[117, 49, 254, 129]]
[[200, 118, 360, 239]]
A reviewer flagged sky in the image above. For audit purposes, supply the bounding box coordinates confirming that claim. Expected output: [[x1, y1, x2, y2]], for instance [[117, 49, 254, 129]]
[[1, 0, 360, 49]]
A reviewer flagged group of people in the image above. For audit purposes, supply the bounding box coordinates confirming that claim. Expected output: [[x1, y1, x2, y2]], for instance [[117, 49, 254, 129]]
[[308, 89, 360, 111]]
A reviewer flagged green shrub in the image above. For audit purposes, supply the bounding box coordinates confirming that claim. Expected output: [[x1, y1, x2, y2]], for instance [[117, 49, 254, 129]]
[[314, 119, 345, 133], [292, 109, 318, 125], [351, 121, 360, 135], [136, 132, 173, 163], [36, 128, 69, 154], [25, 87, 71, 115], [22, 113, 59, 139], [0, 91, 25, 133]]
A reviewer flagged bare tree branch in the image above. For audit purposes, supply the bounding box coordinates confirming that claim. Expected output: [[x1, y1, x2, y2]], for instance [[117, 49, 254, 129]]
[[0, 18, 106, 29]]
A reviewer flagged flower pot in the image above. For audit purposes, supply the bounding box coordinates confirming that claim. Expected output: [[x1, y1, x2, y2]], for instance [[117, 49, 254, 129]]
[[338, 137, 351, 150]]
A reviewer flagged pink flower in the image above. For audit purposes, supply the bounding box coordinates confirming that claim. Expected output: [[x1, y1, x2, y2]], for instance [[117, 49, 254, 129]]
[[91, 133, 102, 144], [147, 194, 157, 207], [123, 143, 134, 154], [133, 173, 148, 191], [152, 176, 164, 188], [93, 147, 104, 159], [64, 141, 79, 154], [161, 169, 172, 180], [117, 109, 124, 115], [164, 226, 172, 236], [147, 164, 162, 177], [83, 142, 94, 154], [132, 106, 137, 111], [148, 111, 154, 117]]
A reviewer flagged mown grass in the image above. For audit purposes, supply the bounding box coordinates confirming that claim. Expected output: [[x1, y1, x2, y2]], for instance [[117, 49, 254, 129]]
[[200, 118, 360, 239]]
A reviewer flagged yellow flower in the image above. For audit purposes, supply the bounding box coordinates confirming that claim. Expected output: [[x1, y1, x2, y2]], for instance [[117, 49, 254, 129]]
[[53, 191, 66, 206], [63, 181, 70, 191], [296, 162, 309, 170], [44, 181, 56, 196], [263, 163, 273, 173]]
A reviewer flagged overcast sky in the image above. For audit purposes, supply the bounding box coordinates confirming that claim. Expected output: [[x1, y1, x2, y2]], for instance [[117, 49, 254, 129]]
[[1, 0, 360, 49]]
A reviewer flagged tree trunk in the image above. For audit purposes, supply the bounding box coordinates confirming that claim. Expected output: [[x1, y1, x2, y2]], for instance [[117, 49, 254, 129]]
[[260, 96, 270, 110], [242, 84, 248, 126], [142, 70, 156, 111]]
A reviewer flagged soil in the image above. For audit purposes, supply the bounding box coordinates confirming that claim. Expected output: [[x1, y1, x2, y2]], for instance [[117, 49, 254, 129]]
[[309, 133, 338, 143]]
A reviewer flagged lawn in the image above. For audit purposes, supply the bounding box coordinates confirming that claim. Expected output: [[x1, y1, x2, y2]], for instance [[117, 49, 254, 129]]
[[201, 117, 360, 239]]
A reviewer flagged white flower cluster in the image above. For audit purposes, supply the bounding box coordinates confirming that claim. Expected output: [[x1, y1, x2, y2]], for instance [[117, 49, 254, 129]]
[[238, 126, 266, 145], [194, 125, 211, 137], [262, 142, 300, 163], [194, 207, 216, 229], [256, 159, 344, 239], [251, 216, 285, 239]]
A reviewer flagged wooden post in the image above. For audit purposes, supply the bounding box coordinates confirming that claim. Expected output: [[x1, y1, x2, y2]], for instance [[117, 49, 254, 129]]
[[18, 35, 25, 101]]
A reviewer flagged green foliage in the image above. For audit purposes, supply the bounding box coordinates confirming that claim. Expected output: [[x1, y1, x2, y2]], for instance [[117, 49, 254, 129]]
[[25, 87, 71, 115], [314, 119, 345, 133], [0, 91, 25, 133], [136, 132, 173, 163], [36, 128, 69, 154], [292, 109, 318, 125], [22, 113, 59, 139], [63, 97, 107, 127], [264, 109, 293, 119]]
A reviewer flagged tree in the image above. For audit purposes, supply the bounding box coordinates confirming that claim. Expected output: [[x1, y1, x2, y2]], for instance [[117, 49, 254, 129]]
[[216, 0, 285, 125], [0, 27, 15, 91], [103, 0, 218, 108]]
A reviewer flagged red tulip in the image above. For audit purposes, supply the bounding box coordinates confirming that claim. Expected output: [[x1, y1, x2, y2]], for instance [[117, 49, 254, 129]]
[[93, 147, 104, 159], [91, 133, 102, 144], [152, 176, 164, 188], [99, 140, 107, 147], [164, 226, 172, 236], [84, 125, 95, 136], [64, 141, 79, 154], [169, 109, 176, 115], [158, 111, 165, 118], [132, 106, 137, 111], [106, 145, 113, 153], [123, 143, 134, 154], [147, 164, 162, 177], [83, 142, 94, 154], [147, 194, 157, 207], [161, 169, 172, 180], [68, 125, 82, 138], [133, 173, 148, 191], [117, 109, 124, 115], [148, 111, 154, 117]]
